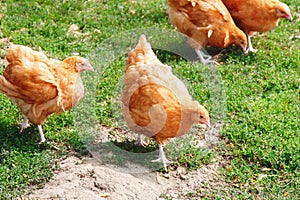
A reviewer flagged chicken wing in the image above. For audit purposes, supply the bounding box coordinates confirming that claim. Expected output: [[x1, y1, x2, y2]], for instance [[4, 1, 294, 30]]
[[0, 45, 93, 142]]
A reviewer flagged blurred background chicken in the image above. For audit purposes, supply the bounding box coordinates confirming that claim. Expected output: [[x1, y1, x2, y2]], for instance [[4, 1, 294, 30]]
[[121, 35, 210, 170], [167, 0, 247, 64], [0, 45, 94, 143], [221, 0, 293, 53]]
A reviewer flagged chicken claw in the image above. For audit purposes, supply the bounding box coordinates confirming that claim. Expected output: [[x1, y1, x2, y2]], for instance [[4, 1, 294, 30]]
[[134, 134, 147, 147], [19, 116, 45, 143], [245, 35, 258, 54], [151, 144, 172, 171], [194, 49, 214, 64]]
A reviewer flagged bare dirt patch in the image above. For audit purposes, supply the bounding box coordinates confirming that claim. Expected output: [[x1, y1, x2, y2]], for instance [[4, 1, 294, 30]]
[[23, 154, 228, 200], [22, 125, 230, 200]]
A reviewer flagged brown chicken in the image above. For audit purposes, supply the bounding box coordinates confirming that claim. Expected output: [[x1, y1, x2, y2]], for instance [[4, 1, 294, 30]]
[[121, 35, 210, 170], [167, 0, 247, 64], [221, 0, 293, 53], [0, 45, 93, 143]]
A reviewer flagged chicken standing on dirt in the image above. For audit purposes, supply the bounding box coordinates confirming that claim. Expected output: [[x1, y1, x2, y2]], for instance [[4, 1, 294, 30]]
[[221, 0, 293, 53], [167, 0, 247, 64], [121, 35, 210, 170], [0, 45, 94, 143]]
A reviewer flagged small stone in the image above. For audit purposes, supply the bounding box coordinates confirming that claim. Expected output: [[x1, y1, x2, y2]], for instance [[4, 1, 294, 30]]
[[99, 193, 110, 198], [163, 173, 170, 179], [179, 174, 188, 180]]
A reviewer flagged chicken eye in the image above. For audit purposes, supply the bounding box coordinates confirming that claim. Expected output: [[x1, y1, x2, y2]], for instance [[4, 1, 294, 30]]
[[199, 115, 204, 119]]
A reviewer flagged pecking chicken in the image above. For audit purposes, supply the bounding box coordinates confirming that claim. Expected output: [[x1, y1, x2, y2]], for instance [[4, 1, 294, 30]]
[[121, 35, 210, 170], [0, 45, 94, 143], [167, 0, 247, 64], [221, 0, 293, 53]]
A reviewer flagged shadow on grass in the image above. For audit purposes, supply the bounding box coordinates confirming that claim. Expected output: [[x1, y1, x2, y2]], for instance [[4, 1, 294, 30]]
[[112, 139, 157, 153], [0, 121, 73, 155], [0, 121, 59, 199], [0, 122, 38, 148], [217, 46, 258, 65], [87, 138, 166, 172], [85, 131, 215, 173], [162, 38, 253, 64]]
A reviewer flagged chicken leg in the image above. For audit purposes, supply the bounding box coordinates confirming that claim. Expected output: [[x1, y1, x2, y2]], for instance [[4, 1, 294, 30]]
[[195, 49, 213, 64], [134, 134, 147, 146], [37, 125, 46, 143], [20, 116, 45, 143], [20, 116, 29, 133], [245, 35, 258, 54], [151, 144, 172, 171]]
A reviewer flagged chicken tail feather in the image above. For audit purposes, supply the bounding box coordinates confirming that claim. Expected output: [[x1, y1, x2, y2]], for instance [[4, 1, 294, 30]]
[[0, 75, 20, 98], [6, 45, 48, 66], [127, 35, 164, 70]]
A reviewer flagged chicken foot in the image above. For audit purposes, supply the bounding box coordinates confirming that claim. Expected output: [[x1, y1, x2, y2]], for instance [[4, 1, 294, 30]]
[[151, 144, 172, 171], [20, 116, 29, 133], [19, 116, 45, 143], [194, 49, 213, 64], [134, 134, 147, 146], [245, 35, 258, 54]]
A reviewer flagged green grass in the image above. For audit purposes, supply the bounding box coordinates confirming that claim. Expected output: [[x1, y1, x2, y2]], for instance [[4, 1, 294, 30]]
[[0, 0, 299, 199]]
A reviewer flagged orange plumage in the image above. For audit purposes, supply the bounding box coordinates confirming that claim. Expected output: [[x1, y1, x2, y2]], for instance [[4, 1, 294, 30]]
[[0, 45, 94, 142], [122, 35, 210, 170], [221, 0, 293, 52], [167, 0, 247, 63]]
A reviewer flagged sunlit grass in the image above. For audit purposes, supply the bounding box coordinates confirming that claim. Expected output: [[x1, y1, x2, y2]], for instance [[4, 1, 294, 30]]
[[0, 0, 299, 199]]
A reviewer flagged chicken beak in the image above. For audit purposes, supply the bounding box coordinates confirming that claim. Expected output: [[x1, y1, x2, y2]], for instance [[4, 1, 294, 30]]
[[286, 13, 293, 21], [82, 62, 94, 72], [199, 119, 211, 129], [241, 43, 247, 53], [205, 120, 211, 129]]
